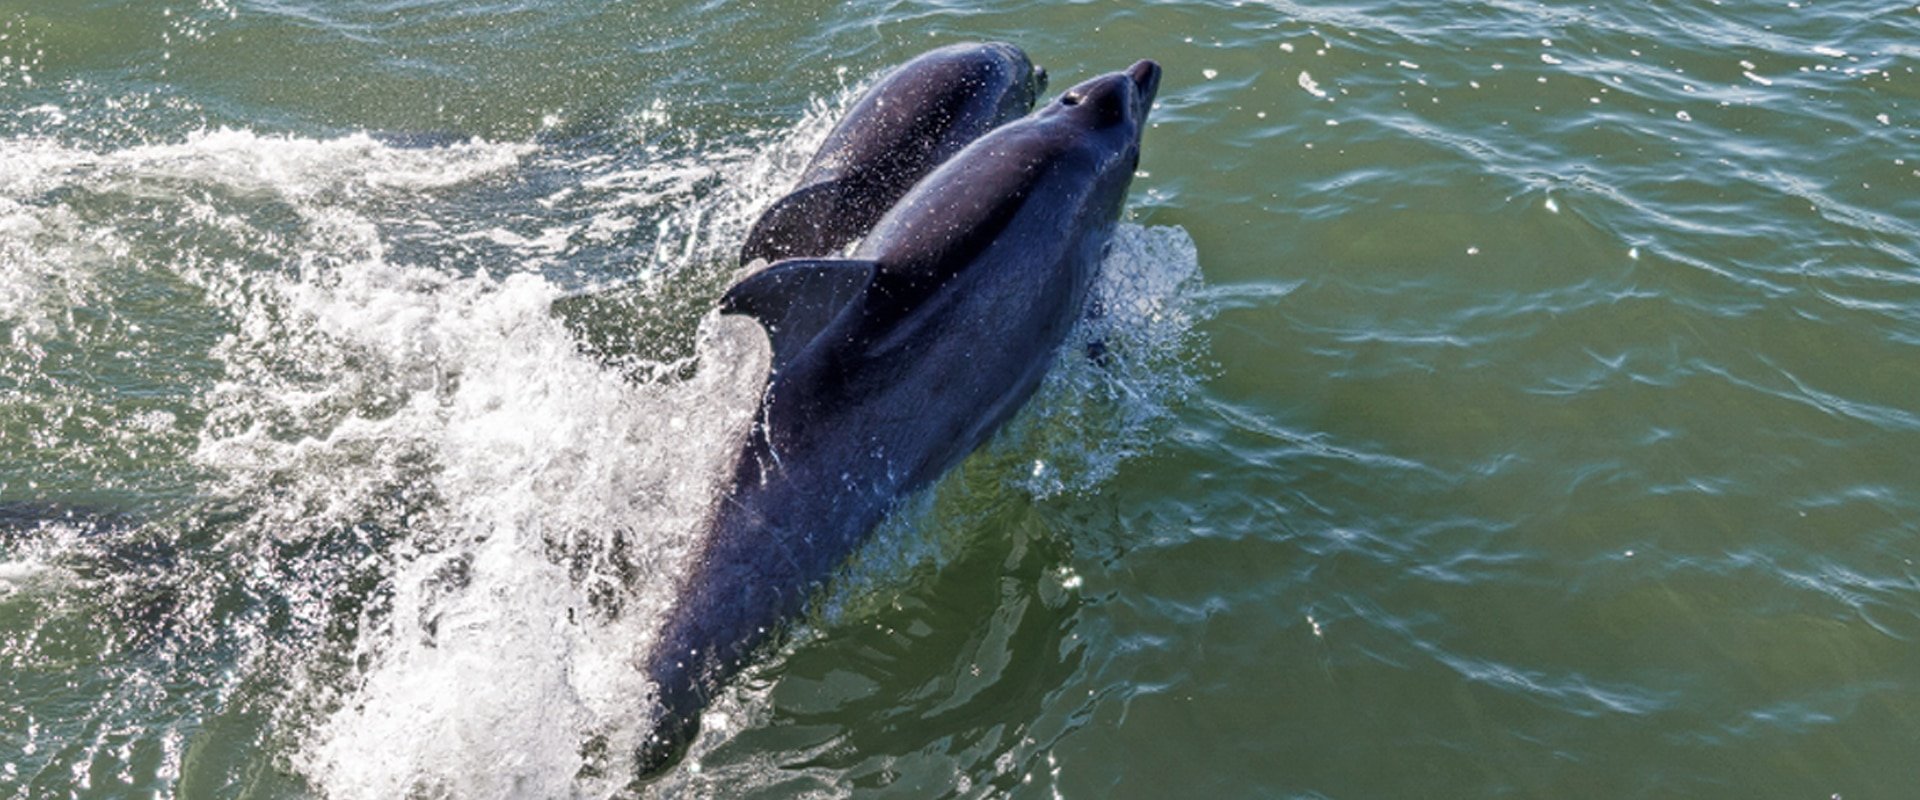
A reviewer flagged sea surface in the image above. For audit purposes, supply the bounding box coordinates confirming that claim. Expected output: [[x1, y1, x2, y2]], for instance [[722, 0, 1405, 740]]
[[2, 0, 1917, 797]]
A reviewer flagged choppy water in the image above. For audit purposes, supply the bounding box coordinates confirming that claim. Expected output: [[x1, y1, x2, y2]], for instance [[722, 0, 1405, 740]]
[[2, 0, 1916, 797]]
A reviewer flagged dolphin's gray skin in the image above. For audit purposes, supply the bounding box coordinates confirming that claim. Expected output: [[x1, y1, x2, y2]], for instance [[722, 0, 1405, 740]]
[[738, 42, 1047, 265], [636, 59, 1162, 778]]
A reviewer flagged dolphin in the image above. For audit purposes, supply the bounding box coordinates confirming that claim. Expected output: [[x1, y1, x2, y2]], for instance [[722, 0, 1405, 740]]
[[550, 43, 1039, 371], [637, 59, 1163, 778], [739, 42, 1047, 265]]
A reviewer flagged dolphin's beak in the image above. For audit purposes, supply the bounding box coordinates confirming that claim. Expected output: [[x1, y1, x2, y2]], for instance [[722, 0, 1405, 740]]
[[1127, 60, 1161, 112], [1031, 63, 1049, 97]]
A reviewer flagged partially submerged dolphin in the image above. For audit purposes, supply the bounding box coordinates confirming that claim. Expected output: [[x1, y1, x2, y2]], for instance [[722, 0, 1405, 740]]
[[638, 59, 1163, 777], [739, 42, 1047, 265]]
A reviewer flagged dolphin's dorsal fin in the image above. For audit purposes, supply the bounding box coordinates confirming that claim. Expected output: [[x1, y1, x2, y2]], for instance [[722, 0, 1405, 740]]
[[719, 258, 876, 374], [740, 180, 869, 265]]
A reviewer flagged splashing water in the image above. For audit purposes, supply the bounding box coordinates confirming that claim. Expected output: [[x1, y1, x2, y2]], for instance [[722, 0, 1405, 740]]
[[175, 119, 818, 799], [0, 73, 1204, 796]]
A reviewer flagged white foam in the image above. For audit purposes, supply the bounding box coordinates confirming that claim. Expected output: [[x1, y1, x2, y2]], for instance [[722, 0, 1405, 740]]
[[0, 197, 53, 327], [0, 557, 64, 595], [0, 120, 765, 793], [0, 129, 531, 339], [155, 105, 842, 797], [209, 252, 774, 799], [0, 128, 529, 200], [0, 522, 87, 598], [294, 304, 756, 791], [155, 146, 783, 797]]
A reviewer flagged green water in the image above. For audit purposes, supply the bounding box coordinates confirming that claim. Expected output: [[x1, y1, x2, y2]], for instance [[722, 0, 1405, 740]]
[[3, 0, 1917, 797]]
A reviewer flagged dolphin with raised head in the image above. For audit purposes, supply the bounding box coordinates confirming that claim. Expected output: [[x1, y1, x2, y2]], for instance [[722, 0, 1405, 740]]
[[739, 41, 1047, 265], [638, 59, 1163, 778]]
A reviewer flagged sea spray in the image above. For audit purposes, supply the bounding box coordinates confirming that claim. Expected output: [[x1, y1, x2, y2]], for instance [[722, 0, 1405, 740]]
[[289, 275, 773, 798], [163, 93, 850, 797]]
